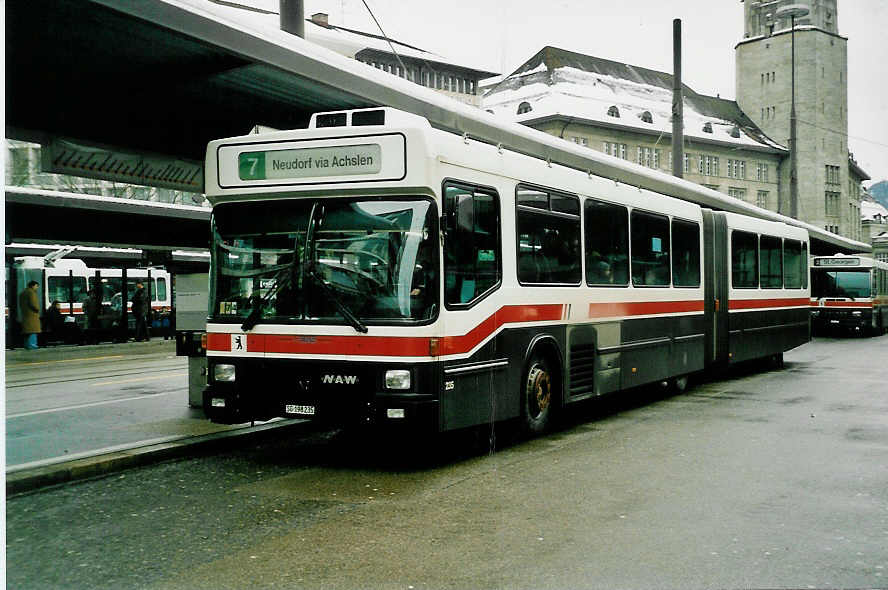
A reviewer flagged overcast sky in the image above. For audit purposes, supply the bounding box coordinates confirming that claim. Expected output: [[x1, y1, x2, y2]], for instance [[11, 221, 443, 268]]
[[303, 0, 887, 184]]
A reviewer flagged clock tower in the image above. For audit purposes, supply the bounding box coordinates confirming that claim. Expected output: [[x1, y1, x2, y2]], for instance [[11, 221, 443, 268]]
[[736, 0, 851, 235]]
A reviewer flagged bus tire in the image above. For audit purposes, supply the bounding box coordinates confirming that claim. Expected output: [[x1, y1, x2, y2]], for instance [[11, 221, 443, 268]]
[[521, 352, 558, 435], [670, 374, 690, 393]]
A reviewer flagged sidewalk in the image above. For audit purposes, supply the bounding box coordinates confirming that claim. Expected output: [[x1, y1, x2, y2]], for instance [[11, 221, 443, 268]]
[[5, 339, 309, 496]]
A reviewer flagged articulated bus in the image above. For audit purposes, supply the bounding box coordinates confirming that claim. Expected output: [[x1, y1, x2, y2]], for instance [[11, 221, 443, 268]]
[[810, 255, 888, 335], [202, 107, 811, 434]]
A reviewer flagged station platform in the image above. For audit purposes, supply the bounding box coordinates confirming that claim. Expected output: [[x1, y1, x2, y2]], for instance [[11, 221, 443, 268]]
[[5, 339, 307, 495]]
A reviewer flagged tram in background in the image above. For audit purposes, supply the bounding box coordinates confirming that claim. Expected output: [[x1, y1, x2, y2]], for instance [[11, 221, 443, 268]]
[[9, 255, 172, 343], [810, 255, 888, 336], [200, 107, 817, 435]]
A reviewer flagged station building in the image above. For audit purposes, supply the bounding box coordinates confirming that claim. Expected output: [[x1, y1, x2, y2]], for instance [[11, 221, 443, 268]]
[[483, 0, 870, 244]]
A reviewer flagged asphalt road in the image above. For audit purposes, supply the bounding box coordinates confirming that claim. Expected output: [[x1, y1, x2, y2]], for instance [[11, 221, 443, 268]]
[[6, 335, 888, 589], [5, 347, 194, 466]]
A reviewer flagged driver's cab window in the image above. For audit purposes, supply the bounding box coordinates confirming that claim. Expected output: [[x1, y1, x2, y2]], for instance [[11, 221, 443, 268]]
[[443, 182, 501, 307]]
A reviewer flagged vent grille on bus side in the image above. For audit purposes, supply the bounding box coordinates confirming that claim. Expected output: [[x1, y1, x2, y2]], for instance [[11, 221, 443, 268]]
[[569, 342, 596, 396]]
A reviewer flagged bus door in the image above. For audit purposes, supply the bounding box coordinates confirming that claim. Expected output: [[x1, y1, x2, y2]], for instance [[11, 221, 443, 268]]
[[702, 210, 729, 366]]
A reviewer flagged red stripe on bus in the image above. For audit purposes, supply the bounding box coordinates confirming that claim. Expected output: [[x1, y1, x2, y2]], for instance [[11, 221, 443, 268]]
[[729, 297, 811, 310], [206, 304, 565, 356], [819, 301, 873, 308], [588, 300, 704, 318]]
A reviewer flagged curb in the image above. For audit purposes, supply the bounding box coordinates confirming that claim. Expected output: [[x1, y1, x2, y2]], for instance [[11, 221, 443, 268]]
[[6, 419, 312, 496]]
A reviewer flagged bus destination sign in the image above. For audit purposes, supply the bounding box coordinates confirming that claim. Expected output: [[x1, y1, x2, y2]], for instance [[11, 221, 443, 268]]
[[239, 144, 382, 181], [813, 257, 860, 266]]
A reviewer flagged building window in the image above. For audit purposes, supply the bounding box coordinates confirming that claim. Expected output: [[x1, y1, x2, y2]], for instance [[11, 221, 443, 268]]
[[517, 102, 532, 115], [825, 165, 840, 185], [727, 159, 746, 180], [756, 163, 770, 182], [729, 187, 747, 201], [825, 191, 840, 216], [703, 122, 713, 133], [683, 154, 689, 174], [756, 190, 769, 209], [640, 111, 653, 124], [603, 142, 624, 157], [607, 105, 620, 118]]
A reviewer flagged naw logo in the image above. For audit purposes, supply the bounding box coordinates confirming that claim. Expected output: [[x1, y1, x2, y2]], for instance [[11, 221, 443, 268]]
[[322, 374, 359, 385]]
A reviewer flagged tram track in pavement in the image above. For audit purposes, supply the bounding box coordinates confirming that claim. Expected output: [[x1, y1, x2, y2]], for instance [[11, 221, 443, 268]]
[[5, 364, 186, 389], [5, 353, 186, 388]]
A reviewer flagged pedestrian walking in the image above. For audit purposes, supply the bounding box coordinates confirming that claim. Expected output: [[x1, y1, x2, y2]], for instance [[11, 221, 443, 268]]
[[19, 281, 42, 350], [132, 281, 149, 342]]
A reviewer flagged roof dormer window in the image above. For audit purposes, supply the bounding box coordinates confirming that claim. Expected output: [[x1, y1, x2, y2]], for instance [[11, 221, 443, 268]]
[[517, 101, 532, 115], [607, 105, 620, 118], [703, 122, 713, 133], [640, 111, 653, 124]]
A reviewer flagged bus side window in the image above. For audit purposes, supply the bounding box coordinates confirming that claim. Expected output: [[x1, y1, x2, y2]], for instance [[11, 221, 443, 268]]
[[760, 235, 783, 289], [732, 230, 759, 289], [585, 199, 628, 286], [516, 186, 580, 285], [783, 239, 803, 289], [631, 210, 670, 287], [156, 277, 167, 303], [443, 182, 501, 306], [671, 219, 701, 287]]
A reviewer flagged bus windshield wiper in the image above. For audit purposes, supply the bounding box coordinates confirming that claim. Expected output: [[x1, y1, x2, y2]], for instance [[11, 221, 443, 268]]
[[240, 265, 293, 331], [306, 268, 369, 333], [240, 238, 302, 331]]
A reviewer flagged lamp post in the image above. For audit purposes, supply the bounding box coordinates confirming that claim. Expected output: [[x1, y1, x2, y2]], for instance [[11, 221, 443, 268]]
[[776, 3, 810, 219]]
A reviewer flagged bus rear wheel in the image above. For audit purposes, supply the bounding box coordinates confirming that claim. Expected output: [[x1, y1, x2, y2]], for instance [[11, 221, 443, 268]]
[[521, 353, 557, 435]]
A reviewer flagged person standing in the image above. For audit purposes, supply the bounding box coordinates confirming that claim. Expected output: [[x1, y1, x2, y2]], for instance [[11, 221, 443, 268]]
[[132, 281, 149, 342], [83, 287, 103, 345], [19, 280, 42, 350]]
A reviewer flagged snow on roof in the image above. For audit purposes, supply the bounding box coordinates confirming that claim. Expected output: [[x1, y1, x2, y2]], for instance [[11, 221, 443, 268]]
[[862, 198, 888, 221], [484, 47, 785, 153]]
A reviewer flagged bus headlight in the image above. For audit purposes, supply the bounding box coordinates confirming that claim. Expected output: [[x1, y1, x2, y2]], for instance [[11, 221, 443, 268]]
[[214, 363, 236, 382], [385, 369, 411, 390]]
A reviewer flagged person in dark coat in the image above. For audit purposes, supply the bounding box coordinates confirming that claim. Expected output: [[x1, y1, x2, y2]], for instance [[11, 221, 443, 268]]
[[83, 287, 103, 345], [19, 281, 41, 350], [45, 300, 66, 342], [132, 281, 149, 342]]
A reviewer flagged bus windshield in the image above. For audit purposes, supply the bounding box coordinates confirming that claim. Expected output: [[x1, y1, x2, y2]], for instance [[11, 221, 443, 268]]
[[811, 269, 871, 299], [211, 198, 438, 327]]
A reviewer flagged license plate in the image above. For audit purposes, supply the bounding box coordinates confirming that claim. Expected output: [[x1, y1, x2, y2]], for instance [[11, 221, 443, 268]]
[[285, 404, 316, 416]]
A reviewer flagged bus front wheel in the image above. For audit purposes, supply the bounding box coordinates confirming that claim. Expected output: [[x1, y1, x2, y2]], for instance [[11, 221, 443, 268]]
[[521, 353, 558, 435]]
